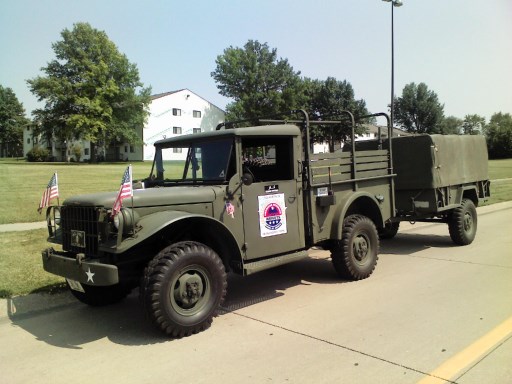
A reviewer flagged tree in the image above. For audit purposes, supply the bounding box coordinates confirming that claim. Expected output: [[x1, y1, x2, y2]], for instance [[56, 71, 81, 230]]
[[304, 77, 370, 151], [211, 40, 304, 121], [485, 112, 512, 159], [393, 82, 444, 133], [439, 116, 462, 135], [0, 85, 29, 157], [462, 114, 485, 135], [27, 22, 151, 162]]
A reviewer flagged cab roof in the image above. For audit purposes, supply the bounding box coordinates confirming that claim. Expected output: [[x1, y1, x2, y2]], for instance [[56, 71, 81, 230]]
[[154, 124, 301, 147]]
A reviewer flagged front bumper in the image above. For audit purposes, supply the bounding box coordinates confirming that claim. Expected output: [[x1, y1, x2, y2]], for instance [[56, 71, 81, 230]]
[[42, 248, 119, 286]]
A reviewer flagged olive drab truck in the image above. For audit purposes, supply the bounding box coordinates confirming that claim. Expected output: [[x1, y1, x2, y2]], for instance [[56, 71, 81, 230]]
[[41, 110, 489, 337]]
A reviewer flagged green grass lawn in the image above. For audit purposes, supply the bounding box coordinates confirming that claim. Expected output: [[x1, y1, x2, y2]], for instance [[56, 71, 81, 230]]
[[0, 229, 65, 297], [484, 158, 512, 206], [0, 160, 153, 224], [0, 157, 511, 298]]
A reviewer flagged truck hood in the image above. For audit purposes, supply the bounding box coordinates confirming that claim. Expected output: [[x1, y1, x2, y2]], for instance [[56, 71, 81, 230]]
[[63, 186, 219, 208]]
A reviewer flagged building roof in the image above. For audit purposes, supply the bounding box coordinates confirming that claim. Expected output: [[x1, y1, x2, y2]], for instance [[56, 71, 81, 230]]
[[150, 88, 225, 112], [150, 90, 184, 101], [366, 124, 412, 137]]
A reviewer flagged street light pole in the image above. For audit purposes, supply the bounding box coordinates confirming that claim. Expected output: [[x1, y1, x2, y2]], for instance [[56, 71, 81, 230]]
[[382, 0, 402, 129]]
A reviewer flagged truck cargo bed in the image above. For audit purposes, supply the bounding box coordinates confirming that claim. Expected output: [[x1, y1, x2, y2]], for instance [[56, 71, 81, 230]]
[[392, 134, 488, 190]]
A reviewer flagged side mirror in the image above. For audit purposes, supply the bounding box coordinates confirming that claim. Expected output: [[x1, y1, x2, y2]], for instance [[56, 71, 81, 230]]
[[242, 173, 254, 186]]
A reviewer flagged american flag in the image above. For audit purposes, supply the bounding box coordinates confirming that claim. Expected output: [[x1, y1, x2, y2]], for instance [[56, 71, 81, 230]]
[[38, 173, 59, 213], [111, 165, 133, 217]]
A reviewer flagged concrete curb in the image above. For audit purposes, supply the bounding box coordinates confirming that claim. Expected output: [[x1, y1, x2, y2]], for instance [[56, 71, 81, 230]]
[[0, 290, 78, 323]]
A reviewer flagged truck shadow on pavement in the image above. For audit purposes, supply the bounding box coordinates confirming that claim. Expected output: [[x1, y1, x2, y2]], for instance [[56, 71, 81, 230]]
[[8, 255, 345, 348], [380, 233, 456, 255]]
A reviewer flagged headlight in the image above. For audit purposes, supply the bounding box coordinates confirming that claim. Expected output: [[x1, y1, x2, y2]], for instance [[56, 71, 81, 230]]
[[112, 208, 139, 235], [113, 213, 121, 230], [46, 206, 61, 237], [54, 207, 61, 226]]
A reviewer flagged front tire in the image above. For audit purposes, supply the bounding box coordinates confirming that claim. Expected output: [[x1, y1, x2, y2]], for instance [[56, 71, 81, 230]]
[[331, 215, 379, 280], [448, 198, 477, 245], [141, 241, 227, 338]]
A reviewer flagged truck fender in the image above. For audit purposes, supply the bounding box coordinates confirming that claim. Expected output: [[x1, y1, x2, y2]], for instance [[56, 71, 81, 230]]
[[116, 210, 242, 271], [331, 192, 385, 240], [460, 185, 479, 206]]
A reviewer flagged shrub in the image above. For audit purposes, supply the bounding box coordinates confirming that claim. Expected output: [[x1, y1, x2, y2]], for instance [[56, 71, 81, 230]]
[[26, 146, 50, 162]]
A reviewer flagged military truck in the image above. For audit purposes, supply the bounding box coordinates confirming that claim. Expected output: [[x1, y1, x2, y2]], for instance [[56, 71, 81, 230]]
[[41, 110, 489, 337]]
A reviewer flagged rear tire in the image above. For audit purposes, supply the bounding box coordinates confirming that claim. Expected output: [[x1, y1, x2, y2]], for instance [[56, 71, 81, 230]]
[[379, 222, 400, 240], [331, 215, 379, 280], [449, 198, 477, 245], [141, 241, 227, 338]]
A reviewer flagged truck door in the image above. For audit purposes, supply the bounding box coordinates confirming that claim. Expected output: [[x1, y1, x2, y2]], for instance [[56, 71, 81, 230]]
[[240, 136, 305, 260]]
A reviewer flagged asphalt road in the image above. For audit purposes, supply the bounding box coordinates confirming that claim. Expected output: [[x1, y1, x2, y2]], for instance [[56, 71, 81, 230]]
[[1, 202, 511, 384]]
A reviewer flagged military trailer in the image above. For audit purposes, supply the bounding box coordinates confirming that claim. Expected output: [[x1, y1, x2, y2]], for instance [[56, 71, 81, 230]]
[[353, 134, 490, 244], [41, 110, 489, 337]]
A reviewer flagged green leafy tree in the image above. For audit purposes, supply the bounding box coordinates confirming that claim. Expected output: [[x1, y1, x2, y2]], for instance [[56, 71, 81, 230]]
[[393, 82, 444, 133], [304, 77, 370, 151], [27, 22, 151, 162], [0, 85, 29, 157], [211, 40, 304, 121], [485, 112, 512, 159], [462, 114, 485, 135], [439, 116, 462, 135]]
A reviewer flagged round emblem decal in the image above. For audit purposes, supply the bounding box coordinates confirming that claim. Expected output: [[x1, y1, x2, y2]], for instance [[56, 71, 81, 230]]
[[263, 203, 283, 230]]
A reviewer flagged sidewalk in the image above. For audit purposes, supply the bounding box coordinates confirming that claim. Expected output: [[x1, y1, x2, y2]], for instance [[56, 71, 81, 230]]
[[0, 221, 47, 232]]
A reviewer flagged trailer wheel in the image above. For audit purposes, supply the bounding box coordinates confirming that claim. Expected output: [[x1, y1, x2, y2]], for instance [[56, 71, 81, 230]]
[[141, 241, 227, 338], [67, 282, 131, 306], [331, 215, 379, 280], [448, 198, 477, 245], [379, 222, 400, 240]]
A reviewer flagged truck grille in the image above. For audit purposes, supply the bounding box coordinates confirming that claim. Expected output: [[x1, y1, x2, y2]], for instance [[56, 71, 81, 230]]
[[61, 206, 99, 255]]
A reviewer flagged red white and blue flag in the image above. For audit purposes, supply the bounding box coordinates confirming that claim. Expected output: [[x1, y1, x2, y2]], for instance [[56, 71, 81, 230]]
[[38, 173, 59, 213], [111, 165, 133, 217]]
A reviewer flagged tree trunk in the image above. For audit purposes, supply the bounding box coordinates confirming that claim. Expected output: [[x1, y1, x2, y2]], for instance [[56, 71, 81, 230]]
[[90, 141, 97, 163]]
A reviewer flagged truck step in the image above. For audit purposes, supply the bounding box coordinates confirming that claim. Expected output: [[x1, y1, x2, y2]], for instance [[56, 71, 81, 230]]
[[243, 250, 308, 275]]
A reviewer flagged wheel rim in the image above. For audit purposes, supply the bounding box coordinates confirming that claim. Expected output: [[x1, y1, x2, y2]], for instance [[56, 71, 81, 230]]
[[170, 265, 211, 316], [353, 233, 370, 263], [463, 212, 473, 233]]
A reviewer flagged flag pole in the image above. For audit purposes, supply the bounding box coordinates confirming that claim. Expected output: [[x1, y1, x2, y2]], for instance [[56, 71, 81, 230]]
[[129, 164, 135, 236], [55, 172, 60, 206]]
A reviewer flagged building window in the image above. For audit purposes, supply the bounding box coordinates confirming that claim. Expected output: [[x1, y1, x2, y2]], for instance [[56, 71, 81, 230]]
[[84, 148, 89, 156], [125, 145, 128, 153], [193, 128, 201, 134], [27, 138, 31, 144], [193, 110, 201, 118], [130, 145, 135, 153], [173, 127, 182, 134], [173, 148, 182, 154], [172, 108, 181, 116]]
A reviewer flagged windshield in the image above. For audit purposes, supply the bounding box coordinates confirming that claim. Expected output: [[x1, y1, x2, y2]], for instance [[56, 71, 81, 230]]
[[150, 138, 235, 184]]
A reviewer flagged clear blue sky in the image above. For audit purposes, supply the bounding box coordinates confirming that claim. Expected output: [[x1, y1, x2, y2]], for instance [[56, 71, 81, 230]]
[[1, 0, 511, 123]]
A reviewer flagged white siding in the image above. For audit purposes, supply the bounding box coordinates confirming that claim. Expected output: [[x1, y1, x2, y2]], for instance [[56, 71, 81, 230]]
[[143, 89, 225, 161]]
